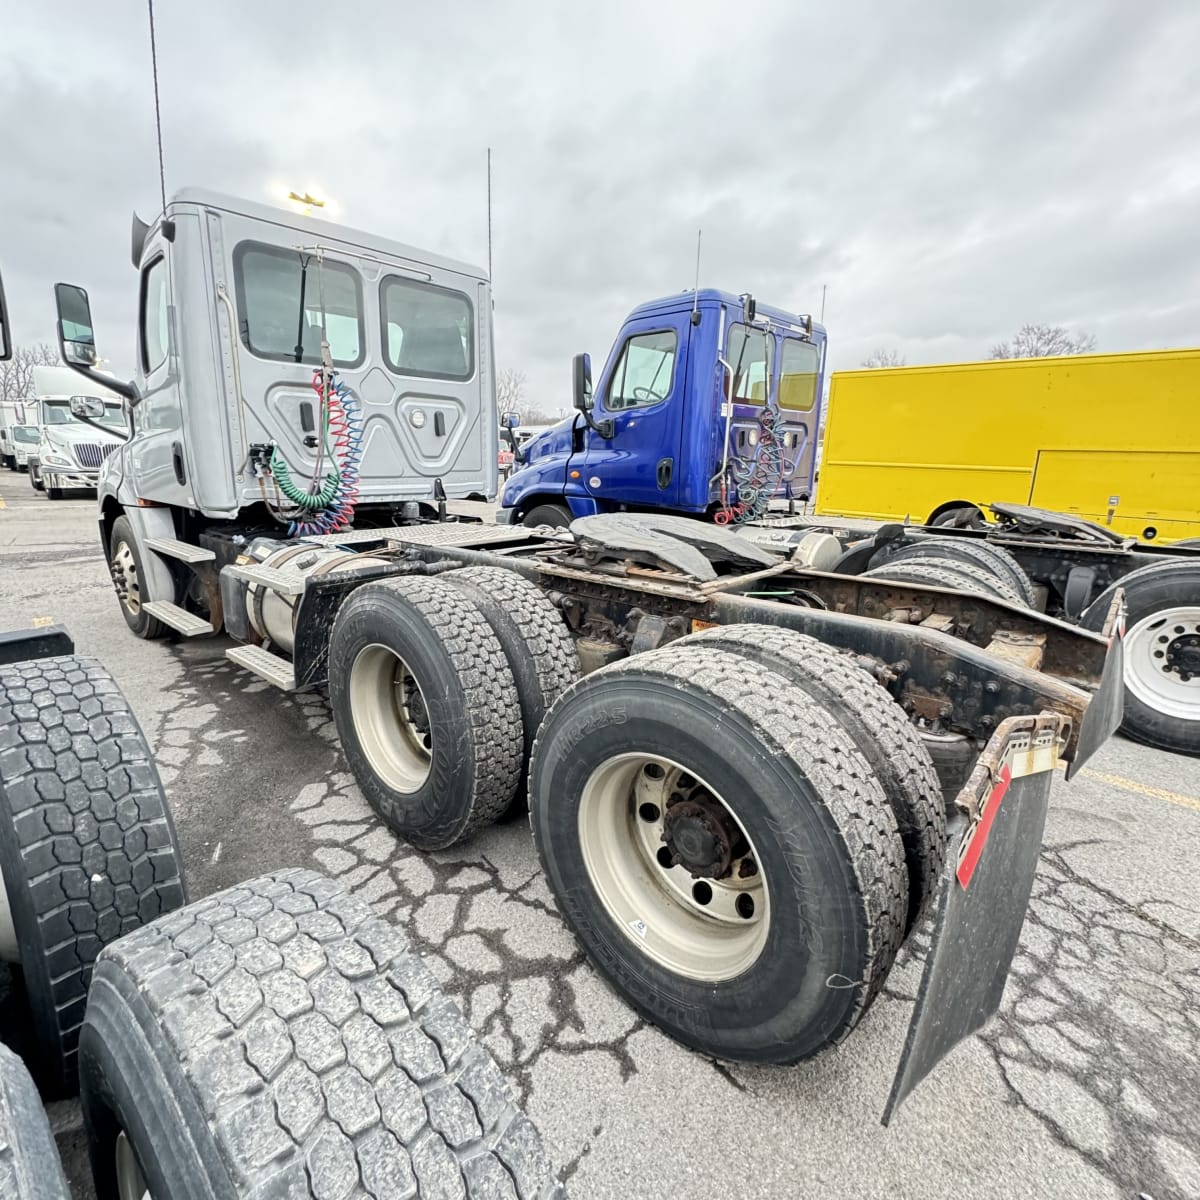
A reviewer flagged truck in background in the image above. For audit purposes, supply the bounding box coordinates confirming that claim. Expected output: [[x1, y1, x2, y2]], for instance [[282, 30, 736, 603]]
[[0, 397, 31, 469], [26, 365, 125, 497], [7, 422, 39, 470], [816, 348, 1200, 542]]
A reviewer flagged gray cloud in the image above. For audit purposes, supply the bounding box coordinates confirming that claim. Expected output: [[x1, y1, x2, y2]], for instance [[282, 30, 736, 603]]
[[2, 0, 1197, 406]]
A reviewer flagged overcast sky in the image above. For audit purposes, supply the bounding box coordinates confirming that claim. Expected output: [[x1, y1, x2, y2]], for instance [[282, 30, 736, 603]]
[[2, 0, 1198, 407]]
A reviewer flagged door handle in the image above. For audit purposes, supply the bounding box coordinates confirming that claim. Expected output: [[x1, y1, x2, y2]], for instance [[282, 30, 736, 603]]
[[656, 457, 674, 490]]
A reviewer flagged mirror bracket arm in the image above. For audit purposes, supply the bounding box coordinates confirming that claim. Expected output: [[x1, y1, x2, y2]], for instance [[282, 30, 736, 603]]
[[580, 412, 614, 439], [63, 360, 139, 405]]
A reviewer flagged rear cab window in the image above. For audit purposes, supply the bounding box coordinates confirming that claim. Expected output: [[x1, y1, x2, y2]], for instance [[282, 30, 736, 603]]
[[726, 324, 773, 405], [779, 339, 820, 410], [381, 277, 474, 381]]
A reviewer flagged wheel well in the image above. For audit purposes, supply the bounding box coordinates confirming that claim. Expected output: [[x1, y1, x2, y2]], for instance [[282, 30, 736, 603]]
[[926, 500, 984, 526], [514, 494, 572, 519], [99, 497, 123, 559]]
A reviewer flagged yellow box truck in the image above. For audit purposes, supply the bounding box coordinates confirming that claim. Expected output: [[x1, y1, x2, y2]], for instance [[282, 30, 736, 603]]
[[816, 347, 1200, 543]]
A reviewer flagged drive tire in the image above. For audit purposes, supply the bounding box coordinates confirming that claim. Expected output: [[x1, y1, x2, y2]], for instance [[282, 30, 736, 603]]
[[0, 654, 186, 1096], [79, 869, 565, 1200], [108, 516, 167, 640], [521, 503, 572, 529], [1081, 560, 1200, 756], [879, 538, 1037, 607], [529, 644, 907, 1063], [864, 557, 1021, 603], [0, 1043, 71, 1200], [329, 577, 523, 850], [680, 624, 946, 931], [444, 566, 580, 815], [45, 486, 63, 501]]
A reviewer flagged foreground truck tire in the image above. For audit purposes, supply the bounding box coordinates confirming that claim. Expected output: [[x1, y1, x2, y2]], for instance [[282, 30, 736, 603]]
[[1081, 559, 1200, 755], [0, 654, 186, 1095], [329, 577, 524, 850], [0, 1043, 71, 1200], [79, 869, 565, 1200], [529, 644, 907, 1064], [679, 624, 946, 932]]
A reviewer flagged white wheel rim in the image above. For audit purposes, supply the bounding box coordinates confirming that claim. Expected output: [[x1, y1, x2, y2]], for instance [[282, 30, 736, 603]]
[[577, 754, 769, 981], [1124, 606, 1200, 722], [113, 541, 142, 615], [0, 871, 17, 963], [115, 1131, 151, 1200], [350, 644, 433, 793]]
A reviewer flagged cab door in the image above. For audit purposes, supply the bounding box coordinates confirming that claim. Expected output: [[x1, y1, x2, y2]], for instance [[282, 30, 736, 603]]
[[580, 319, 689, 508]]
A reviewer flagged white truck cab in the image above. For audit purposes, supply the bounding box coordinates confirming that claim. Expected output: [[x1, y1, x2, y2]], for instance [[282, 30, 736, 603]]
[[26, 366, 124, 497], [9, 424, 39, 470]]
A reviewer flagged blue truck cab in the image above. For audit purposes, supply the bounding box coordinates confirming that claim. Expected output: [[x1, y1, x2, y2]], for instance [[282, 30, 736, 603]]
[[498, 288, 826, 527]]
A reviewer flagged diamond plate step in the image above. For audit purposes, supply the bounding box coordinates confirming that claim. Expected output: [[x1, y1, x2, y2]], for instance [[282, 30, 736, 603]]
[[223, 563, 306, 596], [142, 601, 213, 637], [225, 645, 296, 690], [144, 537, 216, 563]]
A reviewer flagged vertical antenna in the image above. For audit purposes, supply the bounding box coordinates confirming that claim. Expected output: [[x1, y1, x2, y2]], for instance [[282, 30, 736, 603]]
[[690, 229, 702, 324], [486, 148, 494, 289], [146, 0, 168, 217], [820, 283, 827, 323]]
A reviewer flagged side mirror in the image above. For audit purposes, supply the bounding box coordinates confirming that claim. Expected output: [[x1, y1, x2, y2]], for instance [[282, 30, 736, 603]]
[[501, 411, 521, 430], [55, 282, 98, 366], [0, 266, 10, 361], [70, 395, 106, 420], [572, 352, 593, 412]]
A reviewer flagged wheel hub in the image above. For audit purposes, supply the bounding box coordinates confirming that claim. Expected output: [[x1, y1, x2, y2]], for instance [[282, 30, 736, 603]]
[[661, 795, 738, 878], [1163, 632, 1200, 681]]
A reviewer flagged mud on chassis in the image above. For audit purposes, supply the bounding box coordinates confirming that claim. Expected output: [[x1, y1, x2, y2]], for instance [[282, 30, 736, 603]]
[[176, 516, 1124, 1118]]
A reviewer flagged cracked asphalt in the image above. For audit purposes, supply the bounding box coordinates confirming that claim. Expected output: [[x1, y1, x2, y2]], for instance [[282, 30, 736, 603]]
[[2, 480, 1199, 1200]]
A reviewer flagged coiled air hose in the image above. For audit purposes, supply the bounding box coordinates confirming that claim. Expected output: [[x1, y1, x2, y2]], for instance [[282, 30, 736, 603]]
[[714, 406, 786, 525]]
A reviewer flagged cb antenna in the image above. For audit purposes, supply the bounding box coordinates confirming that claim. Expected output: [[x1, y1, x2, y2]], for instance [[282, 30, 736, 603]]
[[690, 229, 702, 325], [146, 0, 168, 219], [487, 147, 494, 295]]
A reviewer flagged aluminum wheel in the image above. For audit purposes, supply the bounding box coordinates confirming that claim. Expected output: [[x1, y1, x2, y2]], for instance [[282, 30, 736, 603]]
[[115, 1130, 151, 1200], [577, 753, 769, 982], [1125, 605, 1200, 721], [112, 540, 142, 616], [349, 643, 433, 793]]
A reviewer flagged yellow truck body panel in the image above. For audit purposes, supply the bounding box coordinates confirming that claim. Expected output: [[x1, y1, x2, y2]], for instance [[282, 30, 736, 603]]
[[815, 347, 1200, 542]]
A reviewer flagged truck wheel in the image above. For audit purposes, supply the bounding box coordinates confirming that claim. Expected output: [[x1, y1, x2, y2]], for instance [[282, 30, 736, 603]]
[[45, 486, 63, 501], [521, 503, 572, 529], [0, 655, 186, 1095], [108, 516, 167, 640], [444, 566, 580, 815], [528, 645, 907, 1063], [329, 577, 523, 849], [679, 624, 945, 931], [0, 1043, 71, 1200], [864, 557, 1020, 604], [880, 538, 1037, 607], [28, 467, 43, 493], [1081, 561, 1200, 756], [928, 503, 985, 529], [79, 869, 565, 1200]]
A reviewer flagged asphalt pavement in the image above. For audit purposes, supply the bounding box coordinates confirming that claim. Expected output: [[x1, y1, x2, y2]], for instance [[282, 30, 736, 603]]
[[1, 477, 1198, 1200]]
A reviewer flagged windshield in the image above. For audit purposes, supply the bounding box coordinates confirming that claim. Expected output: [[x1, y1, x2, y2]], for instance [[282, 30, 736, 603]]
[[42, 399, 125, 429], [12, 426, 39, 444]]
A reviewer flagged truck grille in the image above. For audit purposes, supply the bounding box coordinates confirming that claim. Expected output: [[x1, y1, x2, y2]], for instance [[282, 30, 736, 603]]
[[73, 443, 116, 469]]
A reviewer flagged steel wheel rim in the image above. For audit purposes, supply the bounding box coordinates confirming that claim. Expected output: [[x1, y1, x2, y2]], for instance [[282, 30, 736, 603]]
[[113, 541, 142, 615], [115, 1131, 151, 1200], [350, 644, 433, 792], [1125, 606, 1200, 721], [0, 870, 17, 963], [577, 753, 769, 981]]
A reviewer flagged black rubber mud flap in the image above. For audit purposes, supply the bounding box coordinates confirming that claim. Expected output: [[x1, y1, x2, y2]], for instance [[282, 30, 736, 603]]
[[1068, 618, 1124, 779], [882, 714, 1069, 1124]]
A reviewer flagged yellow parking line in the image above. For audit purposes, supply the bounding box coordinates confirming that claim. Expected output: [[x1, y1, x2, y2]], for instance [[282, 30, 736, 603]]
[[1079, 767, 1200, 813]]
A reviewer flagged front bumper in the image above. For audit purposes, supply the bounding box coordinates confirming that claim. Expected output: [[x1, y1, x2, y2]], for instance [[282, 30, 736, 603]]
[[495, 506, 519, 525], [42, 468, 100, 490]]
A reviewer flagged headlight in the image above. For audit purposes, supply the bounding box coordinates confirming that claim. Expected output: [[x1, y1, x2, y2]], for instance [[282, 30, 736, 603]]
[[42, 453, 73, 467]]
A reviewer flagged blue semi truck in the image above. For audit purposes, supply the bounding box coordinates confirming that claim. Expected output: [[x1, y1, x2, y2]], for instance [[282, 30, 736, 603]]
[[497, 288, 826, 527]]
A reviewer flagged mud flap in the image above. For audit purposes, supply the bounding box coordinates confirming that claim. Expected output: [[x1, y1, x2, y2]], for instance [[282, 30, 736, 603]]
[[882, 714, 1068, 1124]]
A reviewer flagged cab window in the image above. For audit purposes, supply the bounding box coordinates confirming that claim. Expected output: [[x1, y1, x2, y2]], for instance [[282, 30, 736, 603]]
[[779, 339, 820, 411], [381, 277, 474, 381], [726, 324, 773, 405], [233, 243, 364, 367], [140, 257, 170, 372], [606, 329, 677, 411]]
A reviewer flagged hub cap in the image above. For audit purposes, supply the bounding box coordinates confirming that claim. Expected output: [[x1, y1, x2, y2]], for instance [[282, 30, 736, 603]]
[[577, 754, 769, 981], [350, 644, 433, 792], [112, 541, 142, 615], [115, 1131, 151, 1200], [1125, 606, 1200, 721]]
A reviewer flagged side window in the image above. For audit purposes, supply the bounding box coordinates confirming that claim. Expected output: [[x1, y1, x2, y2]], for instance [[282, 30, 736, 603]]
[[140, 257, 169, 373], [381, 276, 473, 381], [726, 323, 773, 405], [779, 339, 820, 411], [233, 242, 364, 367], [606, 329, 677, 411]]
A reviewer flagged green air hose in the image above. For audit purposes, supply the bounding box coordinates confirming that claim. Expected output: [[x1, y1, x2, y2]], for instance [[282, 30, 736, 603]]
[[269, 405, 340, 511]]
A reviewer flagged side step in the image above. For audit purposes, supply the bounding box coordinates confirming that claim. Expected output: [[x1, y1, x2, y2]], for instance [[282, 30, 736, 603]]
[[225, 645, 296, 691], [144, 537, 216, 564], [142, 601, 213, 637], [223, 563, 306, 597]]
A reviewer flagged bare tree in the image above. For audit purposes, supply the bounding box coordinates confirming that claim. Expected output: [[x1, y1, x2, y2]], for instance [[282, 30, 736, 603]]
[[0, 342, 59, 403], [990, 324, 1096, 359], [496, 368, 527, 414], [861, 348, 906, 368]]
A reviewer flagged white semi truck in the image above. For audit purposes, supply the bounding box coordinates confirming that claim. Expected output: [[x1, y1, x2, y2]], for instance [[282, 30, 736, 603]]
[[23, 189, 1127, 1120]]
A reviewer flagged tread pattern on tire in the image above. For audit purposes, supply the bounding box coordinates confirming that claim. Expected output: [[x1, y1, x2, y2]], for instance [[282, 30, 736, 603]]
[[345, 577, 525, 844], [533, 644, 908, 1032], [864, 557, 1021, 603], [0, 1042, 71, 1200], [882, 538, 1037, 607], [0, 655, 185, 1093], [681, 624, 947, 931], [89, 868, 564, 1199]]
